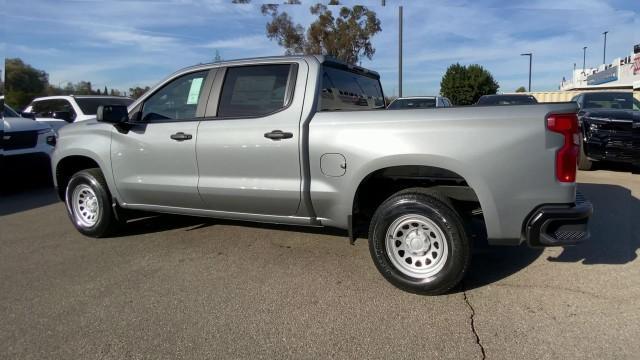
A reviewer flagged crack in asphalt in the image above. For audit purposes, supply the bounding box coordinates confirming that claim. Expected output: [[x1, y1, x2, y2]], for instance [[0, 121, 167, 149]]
[[463, 289, 486, 360]]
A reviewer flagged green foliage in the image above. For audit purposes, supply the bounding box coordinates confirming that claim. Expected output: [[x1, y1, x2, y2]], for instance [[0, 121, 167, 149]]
[[5, 58, 49, 109], [439, 63, 499, 105], [261, 1, 381, 64], [4, 58, 136, 109], [515, 86, 527, 93], [129, 86, 151, 99]]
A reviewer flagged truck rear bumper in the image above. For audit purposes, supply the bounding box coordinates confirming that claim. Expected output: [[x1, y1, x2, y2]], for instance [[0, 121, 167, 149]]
[[524, 192, 593, 247]]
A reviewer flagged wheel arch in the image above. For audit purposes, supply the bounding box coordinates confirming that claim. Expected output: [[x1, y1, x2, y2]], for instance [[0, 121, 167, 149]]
[[347, 154, 499, 239], [54, 153, 112, 201]]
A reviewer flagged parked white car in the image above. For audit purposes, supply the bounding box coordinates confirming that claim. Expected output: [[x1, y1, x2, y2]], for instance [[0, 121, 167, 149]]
[[2, 96, 56, 170], [387, 96, 453, 109], [22, 95, 134, 131]]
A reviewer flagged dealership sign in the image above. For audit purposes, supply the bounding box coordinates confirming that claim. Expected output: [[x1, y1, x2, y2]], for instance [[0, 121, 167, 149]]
[[634, 54, 640, 75], [587, 66, 618, 85]]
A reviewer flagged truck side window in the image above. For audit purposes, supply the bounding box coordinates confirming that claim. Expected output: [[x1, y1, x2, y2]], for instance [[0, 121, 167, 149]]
[[217, 64, 292, 118], [142, 71, 208, 122]]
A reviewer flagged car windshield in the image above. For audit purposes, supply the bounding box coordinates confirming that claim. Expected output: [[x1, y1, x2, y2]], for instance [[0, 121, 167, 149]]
[[476, 95, 538, 105], [3, 103, 21, 118], [75, 97, 134, 115], [387, 98, 436, 109], [583, 92, 637, 110]]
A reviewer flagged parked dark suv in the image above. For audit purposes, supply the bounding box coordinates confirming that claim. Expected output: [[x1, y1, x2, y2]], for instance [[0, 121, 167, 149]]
[[572, 91, 639, 170]]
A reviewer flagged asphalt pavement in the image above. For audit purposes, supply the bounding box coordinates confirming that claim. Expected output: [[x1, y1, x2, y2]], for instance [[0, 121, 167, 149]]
[[1, 166, 638, 359]]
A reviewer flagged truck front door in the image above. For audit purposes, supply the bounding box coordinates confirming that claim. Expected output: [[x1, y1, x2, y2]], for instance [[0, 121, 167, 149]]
[[111, 70, 213, 208], [196, 62, 306, 216]]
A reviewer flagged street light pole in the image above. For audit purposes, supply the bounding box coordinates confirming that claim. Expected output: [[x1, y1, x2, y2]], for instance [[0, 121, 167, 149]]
[[398, 5, 403, 98], [582, 46, 587, 74], [602, 31, 608, 65], [520, 53, 532, 92]]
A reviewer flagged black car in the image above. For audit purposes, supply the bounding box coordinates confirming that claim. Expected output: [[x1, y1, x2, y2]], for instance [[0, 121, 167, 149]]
[[475, 94, 538, 106], [572, 91, 639, 170]]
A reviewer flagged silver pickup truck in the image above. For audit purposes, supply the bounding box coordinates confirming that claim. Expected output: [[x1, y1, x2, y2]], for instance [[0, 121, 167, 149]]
[[52, 55, 592, 294]]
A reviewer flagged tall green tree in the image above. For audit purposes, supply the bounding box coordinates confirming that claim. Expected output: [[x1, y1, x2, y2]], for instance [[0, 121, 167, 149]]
[[440, 63, 499, 105], [5, 58, 50, 109], [128, 86, 151, 99], [74, 81, 94, 95], [259, 0, 381, 64], [515, 86, 527, 93]]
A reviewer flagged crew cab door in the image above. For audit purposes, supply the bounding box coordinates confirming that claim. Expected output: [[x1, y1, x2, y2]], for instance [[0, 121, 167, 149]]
[[196, 61, 306, 215], [111, 69, 214, 208]]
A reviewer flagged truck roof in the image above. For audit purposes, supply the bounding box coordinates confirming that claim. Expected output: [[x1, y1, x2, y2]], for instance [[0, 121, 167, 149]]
[[31, 95, 133, 101], [176, 55, 381, 79]]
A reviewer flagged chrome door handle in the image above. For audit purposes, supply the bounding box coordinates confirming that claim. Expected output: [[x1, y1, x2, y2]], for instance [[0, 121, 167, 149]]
[[264, 130, 293, 141], [170, 132, 192, 141]]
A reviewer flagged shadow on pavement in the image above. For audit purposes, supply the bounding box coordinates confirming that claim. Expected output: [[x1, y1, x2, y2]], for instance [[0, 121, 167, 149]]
[[592, 161, 638, 174], [0, 172, 58, 216], [115, 214, 212, 237], [459, 217, 544, 291], [547, 183, 639, 265]]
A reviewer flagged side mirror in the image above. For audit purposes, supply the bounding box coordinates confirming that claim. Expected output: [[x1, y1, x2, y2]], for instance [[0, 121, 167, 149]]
[[21, 111, 36, 120], [97, 105, 130, 124], [52, 111, 74, 123]]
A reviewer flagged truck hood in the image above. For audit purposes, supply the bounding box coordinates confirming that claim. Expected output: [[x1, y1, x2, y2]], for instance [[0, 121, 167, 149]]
[[3, 116, 53, 133]]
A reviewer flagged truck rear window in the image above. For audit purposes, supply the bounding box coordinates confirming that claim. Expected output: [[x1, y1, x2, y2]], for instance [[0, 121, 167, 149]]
[[318, 65, 385, 111]]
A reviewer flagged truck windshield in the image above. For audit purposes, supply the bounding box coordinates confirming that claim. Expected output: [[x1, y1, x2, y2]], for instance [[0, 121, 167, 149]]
[[476, 95, 538, 105], [387, 98, 436, 109], [318, 65, 385, 111], [4, 103, 21, 118], [75, 97, 134, 115], [583, 92, 637, 110]]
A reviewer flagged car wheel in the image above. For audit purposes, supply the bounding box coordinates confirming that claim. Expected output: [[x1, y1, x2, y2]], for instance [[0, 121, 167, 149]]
[[368, 190, 471, 295], [65, 168, 119, 237], [578, 140, 593, 171]]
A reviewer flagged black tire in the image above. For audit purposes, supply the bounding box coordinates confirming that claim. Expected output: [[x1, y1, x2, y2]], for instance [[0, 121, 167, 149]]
[[64, 168, 119, 237], [368, 190, 471, 295], [578, 140, 593, 171]]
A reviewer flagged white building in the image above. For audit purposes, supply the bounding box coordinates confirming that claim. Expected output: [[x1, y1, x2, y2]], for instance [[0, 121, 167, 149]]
[[560, 44, 640, 91]]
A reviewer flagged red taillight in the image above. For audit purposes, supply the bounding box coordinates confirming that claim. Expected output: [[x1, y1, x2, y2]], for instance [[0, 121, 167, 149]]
[[547, 113, 579, 183]]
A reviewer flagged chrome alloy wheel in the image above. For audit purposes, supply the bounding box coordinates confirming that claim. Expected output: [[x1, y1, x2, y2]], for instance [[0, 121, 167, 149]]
[[385, 214, 449, 279], [71, 184, 100, 227]]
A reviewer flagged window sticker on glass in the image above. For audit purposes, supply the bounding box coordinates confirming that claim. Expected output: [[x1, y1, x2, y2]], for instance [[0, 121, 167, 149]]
[[186, 78, 204, 104]]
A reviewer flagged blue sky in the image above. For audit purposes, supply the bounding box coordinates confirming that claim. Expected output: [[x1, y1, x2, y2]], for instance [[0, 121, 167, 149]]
[[2, 0, 639, 96]]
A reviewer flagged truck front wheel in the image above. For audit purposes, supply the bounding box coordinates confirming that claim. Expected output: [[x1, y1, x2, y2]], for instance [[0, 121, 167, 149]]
[[368, 191, 471, 295], [65, 168, 119, 237]]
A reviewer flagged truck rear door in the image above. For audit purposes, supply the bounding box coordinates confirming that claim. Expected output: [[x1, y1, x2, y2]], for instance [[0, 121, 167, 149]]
[[196, 60, 307, 216]]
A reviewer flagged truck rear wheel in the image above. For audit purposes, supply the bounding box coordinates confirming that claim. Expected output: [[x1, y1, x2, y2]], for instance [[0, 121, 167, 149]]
[[65, 168, 119, 237], [368, 190, 471, 295]]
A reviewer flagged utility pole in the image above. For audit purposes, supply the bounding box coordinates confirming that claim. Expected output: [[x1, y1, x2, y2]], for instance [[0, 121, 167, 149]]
[[582, 46, 587, 74], [602, 31, 608, 65], [520, 53, 532, 92], [398, 5, 403, 98]]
